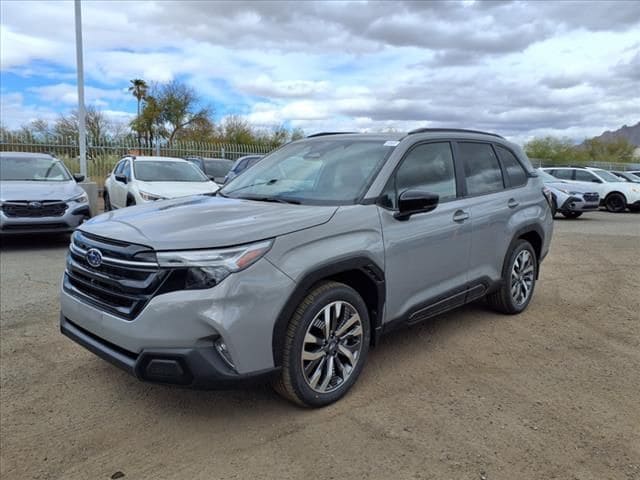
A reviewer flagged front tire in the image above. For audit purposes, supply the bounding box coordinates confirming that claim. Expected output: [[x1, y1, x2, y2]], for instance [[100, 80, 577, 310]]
[[104, 192, 112, 211], [274, 281, 370, 407], [550, 196, 558, 218], [605, 193, 626, 213], [126, 195, 136, 207], [487, 240, 537, 314]]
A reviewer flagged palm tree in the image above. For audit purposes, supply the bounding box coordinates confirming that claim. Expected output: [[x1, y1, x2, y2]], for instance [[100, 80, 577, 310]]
[[128, 79, 148, 147], [128, 79, 148, 117]]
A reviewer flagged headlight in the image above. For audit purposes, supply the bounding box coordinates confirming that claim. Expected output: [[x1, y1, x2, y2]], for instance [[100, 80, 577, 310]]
[[66, 192, 88, 203], [139, 191, 167, 201], [157, 239, 273, 289]]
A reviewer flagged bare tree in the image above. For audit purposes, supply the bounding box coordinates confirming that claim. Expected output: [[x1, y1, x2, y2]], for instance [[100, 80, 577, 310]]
[[159, 81, 212, 144]]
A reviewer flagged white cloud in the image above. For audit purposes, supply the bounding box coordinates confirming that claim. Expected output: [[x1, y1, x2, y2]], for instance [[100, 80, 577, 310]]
[[29, 83, 128, 105], [1, 0, 639, 143]]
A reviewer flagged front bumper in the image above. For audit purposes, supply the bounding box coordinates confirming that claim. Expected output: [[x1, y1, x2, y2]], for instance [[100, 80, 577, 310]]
[[60, 256, 295, 381], [0, 204, 90, 234], [559, 196, 599, 213], [61, 315, 279, 388]]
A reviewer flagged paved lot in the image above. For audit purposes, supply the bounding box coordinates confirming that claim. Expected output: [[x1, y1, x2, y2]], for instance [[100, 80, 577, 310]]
[[1, 211, 639, 480]]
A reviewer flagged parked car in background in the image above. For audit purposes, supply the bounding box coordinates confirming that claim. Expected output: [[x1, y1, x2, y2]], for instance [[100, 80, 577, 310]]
[[103, 156, 218, 210], [0, 152, 90, 235], [610, 171, 640, 183], [185, 156, 234, 184], [542, 166, 640, 212], [61, 129, 553, 407], [537, 169, 599, 218], [223, 154, 263, 183]]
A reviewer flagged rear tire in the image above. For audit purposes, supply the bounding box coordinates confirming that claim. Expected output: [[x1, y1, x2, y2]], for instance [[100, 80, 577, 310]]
[[487, 240, 537, 315], [273, 281, 370, 407], [561, 211, 582, 219], [605, 193, 626, 213]]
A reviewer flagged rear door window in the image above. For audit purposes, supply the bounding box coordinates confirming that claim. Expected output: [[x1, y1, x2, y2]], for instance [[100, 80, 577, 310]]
[[458, 142, 505, 196]]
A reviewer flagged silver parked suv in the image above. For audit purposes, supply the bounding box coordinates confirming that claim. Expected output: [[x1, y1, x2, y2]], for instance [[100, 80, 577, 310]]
[[60, 129, 553, 407]]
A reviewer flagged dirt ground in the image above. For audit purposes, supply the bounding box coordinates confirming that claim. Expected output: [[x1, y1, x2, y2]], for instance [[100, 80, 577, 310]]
[[1, 211, 639, 480]]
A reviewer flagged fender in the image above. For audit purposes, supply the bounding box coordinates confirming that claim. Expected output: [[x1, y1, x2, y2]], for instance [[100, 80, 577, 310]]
[[271, 255, 385, 367], [502, 223, 546, 281]]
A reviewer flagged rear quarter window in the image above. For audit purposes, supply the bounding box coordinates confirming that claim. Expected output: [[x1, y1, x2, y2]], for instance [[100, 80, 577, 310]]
[[495, 145, 528, 187]]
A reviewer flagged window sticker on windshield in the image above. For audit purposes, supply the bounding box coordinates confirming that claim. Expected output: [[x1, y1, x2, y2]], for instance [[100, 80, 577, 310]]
[[384, 140, 400, 147]]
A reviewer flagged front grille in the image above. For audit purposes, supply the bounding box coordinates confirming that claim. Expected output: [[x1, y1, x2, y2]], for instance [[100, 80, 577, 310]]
[[2, 222, 68, 231], [64, 231, 168, 320], [2, 200, 68, 217], [583, 193, 599, 202]]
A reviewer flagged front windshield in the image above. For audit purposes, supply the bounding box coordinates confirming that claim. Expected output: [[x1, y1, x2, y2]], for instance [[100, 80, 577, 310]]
[[0, 156, 72, 182], [134, 161, 209, 182], [595, 169, 624, 183], [221, 139, 396, 205]]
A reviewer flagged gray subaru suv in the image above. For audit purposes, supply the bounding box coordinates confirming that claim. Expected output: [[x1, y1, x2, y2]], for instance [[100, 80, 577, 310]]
[[60, 129, 553, 407]]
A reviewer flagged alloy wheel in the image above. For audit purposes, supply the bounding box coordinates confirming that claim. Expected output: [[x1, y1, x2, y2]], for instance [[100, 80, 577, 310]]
[[510, 250, 535, 306], [300, 301, 363, 393]]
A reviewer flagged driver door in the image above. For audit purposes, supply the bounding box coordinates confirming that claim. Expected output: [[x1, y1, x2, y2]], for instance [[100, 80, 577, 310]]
[[110, 160, 130, 208], [378, 141, 472, 323]]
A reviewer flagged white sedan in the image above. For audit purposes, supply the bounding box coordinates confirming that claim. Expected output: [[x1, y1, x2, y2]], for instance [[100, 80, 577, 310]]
[[104, 156, 219, 210]]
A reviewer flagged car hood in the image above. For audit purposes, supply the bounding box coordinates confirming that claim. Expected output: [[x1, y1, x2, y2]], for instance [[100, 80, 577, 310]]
[[80, 195, 338, 250], [544, 181, 599, 194], [135, 181, 219, 198], [0, 180, 83, 201]]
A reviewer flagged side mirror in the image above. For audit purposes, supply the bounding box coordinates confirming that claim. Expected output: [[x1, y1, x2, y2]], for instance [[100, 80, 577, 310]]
[[394, 190, 439, 220], [73, 174, 85, 182], [115, 173, 128, 184]]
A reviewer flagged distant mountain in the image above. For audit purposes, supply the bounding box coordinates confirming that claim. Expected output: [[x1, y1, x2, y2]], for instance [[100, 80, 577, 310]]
[[589, 122, 640, 146]]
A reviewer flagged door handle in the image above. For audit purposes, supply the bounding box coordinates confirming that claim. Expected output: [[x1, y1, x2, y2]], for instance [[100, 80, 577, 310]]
[[453, 210, 469, 222], [508, 198, 519, 209]]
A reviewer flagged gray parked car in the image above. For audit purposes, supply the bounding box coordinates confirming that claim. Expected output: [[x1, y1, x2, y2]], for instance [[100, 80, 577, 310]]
[[60, 129, 553, 407], [1, 152, 90, 235], [223, 154, 263, 183], [537, 169, 600, 218]]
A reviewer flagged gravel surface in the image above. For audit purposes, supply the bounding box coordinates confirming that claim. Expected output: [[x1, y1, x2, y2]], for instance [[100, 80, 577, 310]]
[[1, 211, 639, 480]]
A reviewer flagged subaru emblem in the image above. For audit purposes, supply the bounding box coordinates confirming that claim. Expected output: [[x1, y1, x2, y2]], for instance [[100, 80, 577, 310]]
[[28, 201, 43, 209], [86, 248, 103, 268]]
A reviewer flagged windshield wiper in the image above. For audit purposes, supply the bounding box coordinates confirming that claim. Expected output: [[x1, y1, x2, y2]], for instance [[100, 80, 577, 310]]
[[224, 178, 279, 195], [240, 195, 300, 205]]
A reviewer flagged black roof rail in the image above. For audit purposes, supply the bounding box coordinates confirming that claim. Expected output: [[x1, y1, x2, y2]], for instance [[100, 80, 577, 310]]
[[407, 128, 505, 139], [306, 132, 357, 138]]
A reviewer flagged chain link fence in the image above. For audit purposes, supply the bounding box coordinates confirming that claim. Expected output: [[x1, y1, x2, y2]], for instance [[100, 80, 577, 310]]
[[0, 133, 275, 187]]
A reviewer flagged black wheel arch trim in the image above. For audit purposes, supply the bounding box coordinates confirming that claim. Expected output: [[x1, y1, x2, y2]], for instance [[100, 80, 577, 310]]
[[271, 255, 385, 367], [503, 224, 545, 279]]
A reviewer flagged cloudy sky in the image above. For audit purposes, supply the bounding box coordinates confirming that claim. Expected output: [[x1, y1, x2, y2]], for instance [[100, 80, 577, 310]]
[[1, 0, 639, 144]]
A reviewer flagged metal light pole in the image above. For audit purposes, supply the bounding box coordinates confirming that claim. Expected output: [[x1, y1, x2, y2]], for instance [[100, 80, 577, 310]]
[[74, 0, 87, 178]]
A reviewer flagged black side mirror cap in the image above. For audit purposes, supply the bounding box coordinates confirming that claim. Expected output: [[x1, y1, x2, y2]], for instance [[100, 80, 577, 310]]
[[73, 174, 85, 182], [394, 189, 439, 220], [115, 173, 128, 184]]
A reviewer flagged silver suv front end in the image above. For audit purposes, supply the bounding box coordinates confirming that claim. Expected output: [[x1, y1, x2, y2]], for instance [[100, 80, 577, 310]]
[[1, 195, 90, 235], [60, 231, 294, 387]]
